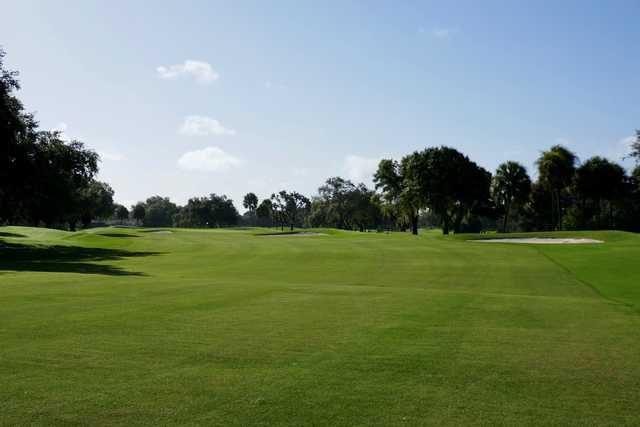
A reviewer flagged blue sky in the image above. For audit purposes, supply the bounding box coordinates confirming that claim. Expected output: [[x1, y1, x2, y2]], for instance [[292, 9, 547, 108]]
[[3, 0, 640, 209]]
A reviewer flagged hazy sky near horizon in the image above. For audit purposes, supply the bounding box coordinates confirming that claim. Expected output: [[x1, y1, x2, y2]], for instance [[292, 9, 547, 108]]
[[3, 0, 640, 209]]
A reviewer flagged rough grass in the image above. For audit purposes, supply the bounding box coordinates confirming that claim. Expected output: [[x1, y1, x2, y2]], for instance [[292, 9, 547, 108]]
[[1, 226, 640, 426]]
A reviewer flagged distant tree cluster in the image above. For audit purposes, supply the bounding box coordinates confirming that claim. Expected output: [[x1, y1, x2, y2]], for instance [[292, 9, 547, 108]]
[[1, 48, 114, 230], [307, 177, 382, 231], [127, 194, 239, 228], [372, 144, 640, 234]]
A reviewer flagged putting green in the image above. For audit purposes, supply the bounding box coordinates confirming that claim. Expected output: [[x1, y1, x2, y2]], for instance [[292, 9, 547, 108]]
[[1, 226, 640, 425]]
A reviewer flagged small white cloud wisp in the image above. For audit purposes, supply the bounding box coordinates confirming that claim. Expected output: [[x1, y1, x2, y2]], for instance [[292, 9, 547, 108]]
[[157, 60, 219, 83], [431, 27, 458, 39], [178, 146, 241, 172], [179, 115, 236, 136], [344, 155, 382, 184]]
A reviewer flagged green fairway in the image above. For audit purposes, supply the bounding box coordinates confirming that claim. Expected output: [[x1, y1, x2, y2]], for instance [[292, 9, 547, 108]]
[[2, 226, 640, 426]]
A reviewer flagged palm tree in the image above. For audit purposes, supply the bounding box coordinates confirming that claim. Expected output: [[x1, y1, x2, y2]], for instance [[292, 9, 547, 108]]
[[536, 145, 577, 230], [574, 157, 626, 229], [491, 161, 531, 232]]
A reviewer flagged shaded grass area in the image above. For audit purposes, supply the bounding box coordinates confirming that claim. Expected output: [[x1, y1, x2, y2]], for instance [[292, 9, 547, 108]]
[[97, 233, 141, 238], [0, 231, 27, 238], [0, 240, 160, 276], [1, 226, 640, 425]]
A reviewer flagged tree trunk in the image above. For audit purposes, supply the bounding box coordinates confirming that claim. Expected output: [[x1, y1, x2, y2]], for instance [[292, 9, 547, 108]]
[[555, 190, 562, 231], [550, 191, 555, 231], [502, 201, 510, 233], [442, 214, 450, 235], [411, 215, 418, 235], [69, 220, 76, 232]]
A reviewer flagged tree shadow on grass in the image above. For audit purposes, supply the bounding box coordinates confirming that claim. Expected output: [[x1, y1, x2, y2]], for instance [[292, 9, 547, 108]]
[[0, 232, 27, 238], [97, 233, 140, 238], [0, 240, 162, 276]]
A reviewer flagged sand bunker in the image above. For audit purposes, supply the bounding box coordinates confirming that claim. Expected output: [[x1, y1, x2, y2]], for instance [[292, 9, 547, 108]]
[[472, 237, 603, 244], [147, 230, 172, 234]]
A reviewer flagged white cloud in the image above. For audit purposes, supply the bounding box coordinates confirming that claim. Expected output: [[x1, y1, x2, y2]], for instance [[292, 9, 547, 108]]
[[179, 115, 236, 136], [178, 146, 241, 172], [431, 27, 458, 39], [156, 60, 219, 83], [344, 155, 381, 184]]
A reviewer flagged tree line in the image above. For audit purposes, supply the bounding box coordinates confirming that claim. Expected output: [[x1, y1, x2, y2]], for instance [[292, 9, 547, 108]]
[[3, 47, 640, 234], [123, 139, 640, 236]]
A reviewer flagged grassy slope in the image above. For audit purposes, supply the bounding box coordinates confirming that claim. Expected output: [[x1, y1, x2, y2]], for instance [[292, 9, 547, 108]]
[[1, 226, 640, 426]]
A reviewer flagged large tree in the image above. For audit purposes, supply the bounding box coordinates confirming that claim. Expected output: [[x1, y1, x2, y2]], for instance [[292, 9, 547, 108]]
[[536, 145, 577, 230], [175, 194, 238, 227], [404, 147, 491, 235], [114, 205, 129, 224], [78, 180, 115, 227], [491, 161, 531, 232], [310, 178, 381, 231], [574, 157, 626, 229], [374, 159, 421, 234], [243, 192, 258, 224], [256, 199, 274, 227], [0, 47, 38, 224], [271, 191, 310, 231], [1, 48, 112, 230], [132, 203, 146, 225], [29, 131, 99, 230], [142, 196, 178, 227]]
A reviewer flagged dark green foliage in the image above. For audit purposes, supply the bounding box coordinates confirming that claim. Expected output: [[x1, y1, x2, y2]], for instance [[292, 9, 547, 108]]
[[256, 199, 274, 227], [374, 159, 420, 234], [573, 157, 626, 229], [492, 161, 531, 232], [242, 192, 258, 213], [174, 194, 239, 228], [536, 145, 577, 230], [131, 203, 146, 225], [375, 147, 492, 235], [79, 181, 115, 227], [310, 177, 382, 231], [270, 190, 310, 231], [141, 196, 178, 227], [0, 48, 109, 230], [114, 205, 129, 223]]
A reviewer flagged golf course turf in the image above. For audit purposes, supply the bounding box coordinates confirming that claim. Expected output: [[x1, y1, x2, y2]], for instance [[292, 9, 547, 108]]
[[1, 226, 640, 425]]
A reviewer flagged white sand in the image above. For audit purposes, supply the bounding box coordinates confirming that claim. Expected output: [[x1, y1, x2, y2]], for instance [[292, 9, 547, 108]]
[[472, 237, 603, 244], [149, 230, 172, 234]]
